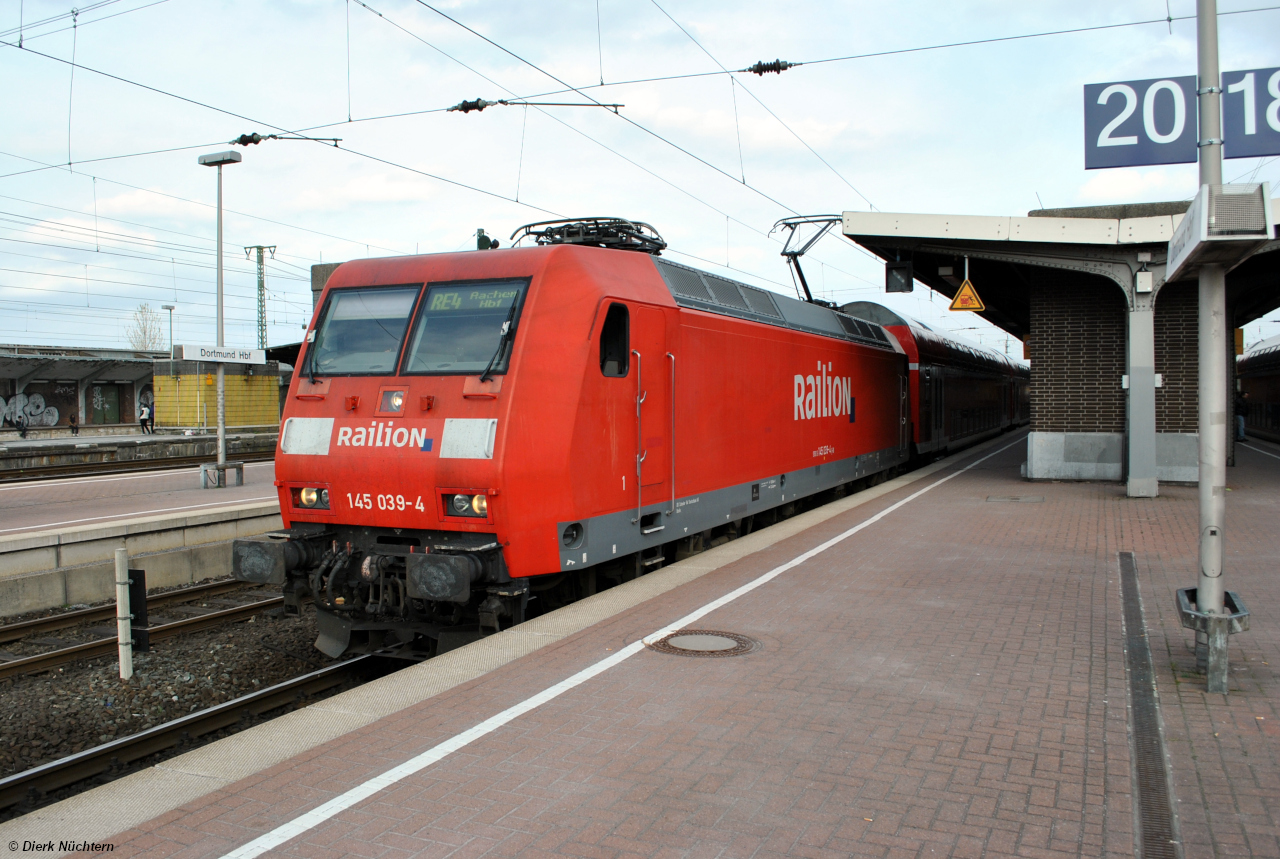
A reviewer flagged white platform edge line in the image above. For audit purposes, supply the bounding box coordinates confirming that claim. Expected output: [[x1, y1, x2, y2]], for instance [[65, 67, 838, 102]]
[[0, 462, 274, 494], [219, 435, 1025, 859], [1239, 442, 1280, 462], [0, 497, 278, 535]]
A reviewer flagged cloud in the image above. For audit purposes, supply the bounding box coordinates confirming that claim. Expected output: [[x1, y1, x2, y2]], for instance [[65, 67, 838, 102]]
[[1073, 167, 1197, 205]]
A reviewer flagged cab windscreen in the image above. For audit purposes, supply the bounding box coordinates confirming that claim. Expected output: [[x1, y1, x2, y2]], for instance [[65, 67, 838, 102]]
[[401, 280, 528, 376]]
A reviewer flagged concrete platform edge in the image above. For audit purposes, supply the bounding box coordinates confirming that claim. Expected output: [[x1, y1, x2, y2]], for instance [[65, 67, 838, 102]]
[[0, 432, 1023, 848], [0, 502, 282, 616]]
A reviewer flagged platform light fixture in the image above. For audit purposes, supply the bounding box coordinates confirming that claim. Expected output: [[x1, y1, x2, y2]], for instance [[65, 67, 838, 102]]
[[198, 150, 242, 477]]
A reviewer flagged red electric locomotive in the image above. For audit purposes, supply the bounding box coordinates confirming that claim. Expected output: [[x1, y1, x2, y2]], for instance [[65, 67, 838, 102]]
[[232, 219, 1020, 658]]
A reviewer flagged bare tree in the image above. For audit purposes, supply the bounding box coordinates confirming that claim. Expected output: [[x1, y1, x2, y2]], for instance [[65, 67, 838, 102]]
[[126, 303, 164, 351]]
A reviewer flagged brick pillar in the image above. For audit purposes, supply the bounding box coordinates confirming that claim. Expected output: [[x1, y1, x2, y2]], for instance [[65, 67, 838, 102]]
[[1025, 270, 1127, 480]]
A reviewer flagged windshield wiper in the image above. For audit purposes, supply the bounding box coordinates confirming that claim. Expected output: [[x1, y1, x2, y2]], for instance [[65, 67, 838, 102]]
[[306, 330, 322, 384], [479, 299, 520, 382]]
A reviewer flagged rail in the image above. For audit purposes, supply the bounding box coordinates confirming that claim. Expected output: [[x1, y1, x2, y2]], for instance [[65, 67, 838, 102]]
[[0, 597, 284, 681], [0, 655, 378, 813], [0, 579, 252, 645]]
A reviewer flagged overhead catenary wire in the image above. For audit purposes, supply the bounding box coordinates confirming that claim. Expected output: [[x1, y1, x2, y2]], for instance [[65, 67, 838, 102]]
[[409, 0, 801, 217], [345, 0, 857, 288], [380, 1, 878, 287], [11, 3, 1276, 265], [7, 2, 1249, 322], [0, 150, 404, 258], [66, 9, 78, 168], [0, 233, 307, 285], [0, 210, 309, 276], [646, 0, 876, 210], [0, 141, 262, 181], [0, 192, 312, 278], [0, 0, 128, 40]]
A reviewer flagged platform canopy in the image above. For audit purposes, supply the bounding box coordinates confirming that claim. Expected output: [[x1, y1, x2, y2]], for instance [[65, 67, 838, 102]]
[[0, 345, 164, 387], [841, 200, 1280, 339]]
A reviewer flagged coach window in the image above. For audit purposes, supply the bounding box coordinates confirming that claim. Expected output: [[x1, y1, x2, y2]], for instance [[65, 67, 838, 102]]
[[600, 303, 629, 377]]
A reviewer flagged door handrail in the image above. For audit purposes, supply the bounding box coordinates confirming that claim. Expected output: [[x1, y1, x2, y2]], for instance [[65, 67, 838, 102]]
[[667, 352, 675, 514], [631, 348, 645, 524]]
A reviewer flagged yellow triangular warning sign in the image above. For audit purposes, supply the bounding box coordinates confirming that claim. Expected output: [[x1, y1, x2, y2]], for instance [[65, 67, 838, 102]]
[[949, 279, 984, 311]]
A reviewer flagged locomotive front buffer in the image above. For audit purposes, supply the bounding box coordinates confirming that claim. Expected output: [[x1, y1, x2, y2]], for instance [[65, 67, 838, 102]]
[[232, 525, 529, 658]]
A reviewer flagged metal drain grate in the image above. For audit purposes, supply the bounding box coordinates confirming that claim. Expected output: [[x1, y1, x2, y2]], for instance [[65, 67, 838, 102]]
[[1118, 552, 1182, 859], [647, 630, 760, 657]]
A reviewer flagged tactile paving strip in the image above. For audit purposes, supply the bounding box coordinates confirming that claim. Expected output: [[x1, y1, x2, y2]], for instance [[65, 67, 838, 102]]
[[1119, 551, 1182, 859]]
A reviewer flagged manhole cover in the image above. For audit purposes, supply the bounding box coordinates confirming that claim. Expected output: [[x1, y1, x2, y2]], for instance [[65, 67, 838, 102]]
[[647, 630, 759, 657], [986, 495, 1044, 503]]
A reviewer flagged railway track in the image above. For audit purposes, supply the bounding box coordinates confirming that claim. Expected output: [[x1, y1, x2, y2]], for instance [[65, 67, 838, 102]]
[[0, 655, 383, 813], [0, 579, 253, 645], [0, 594, 284, 681], [0, 451, 275, 483]]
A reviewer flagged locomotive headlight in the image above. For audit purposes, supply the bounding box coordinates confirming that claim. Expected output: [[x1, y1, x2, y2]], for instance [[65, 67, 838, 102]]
[[379, 389, 406, 413], [293, 487, 330, 510], [446, 493, 488, 518]]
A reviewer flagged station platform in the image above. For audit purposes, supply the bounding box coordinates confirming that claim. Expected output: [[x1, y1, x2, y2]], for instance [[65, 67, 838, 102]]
[[0, 462, 281, 615], [0, 431, 278, 484], [0, 459, 277, 538], [4, 432, 1277, 858]]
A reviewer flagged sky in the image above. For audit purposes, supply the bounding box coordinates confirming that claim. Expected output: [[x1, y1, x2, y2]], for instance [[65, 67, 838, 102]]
[[1, 0, 1278, 358]]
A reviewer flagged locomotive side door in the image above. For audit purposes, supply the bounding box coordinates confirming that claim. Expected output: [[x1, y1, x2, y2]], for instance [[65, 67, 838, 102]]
[[900, 372, 910, 452], [630, 305, 671, 524]]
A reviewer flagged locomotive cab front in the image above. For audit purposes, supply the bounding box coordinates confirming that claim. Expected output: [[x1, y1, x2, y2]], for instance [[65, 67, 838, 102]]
[[234, 264, 536, 658]]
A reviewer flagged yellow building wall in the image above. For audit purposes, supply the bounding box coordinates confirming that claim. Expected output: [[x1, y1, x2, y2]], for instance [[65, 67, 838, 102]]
[[153, 373, 280, 429]]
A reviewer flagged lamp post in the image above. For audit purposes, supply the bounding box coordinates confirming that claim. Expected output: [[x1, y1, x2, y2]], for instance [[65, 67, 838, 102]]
[[1194, 0, 1230, 692], [197, 150, 242, 474], [161, 304, 175, 373], [162, 303, 175, 430]]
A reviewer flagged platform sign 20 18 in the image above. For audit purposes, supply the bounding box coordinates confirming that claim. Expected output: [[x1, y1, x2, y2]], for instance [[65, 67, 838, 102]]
[[1222, 67, 1280, 159], [1084, 76, 1197, 169]]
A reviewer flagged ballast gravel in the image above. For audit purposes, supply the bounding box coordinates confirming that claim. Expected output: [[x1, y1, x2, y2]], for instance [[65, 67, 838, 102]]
[[0, 587, 339, 786]]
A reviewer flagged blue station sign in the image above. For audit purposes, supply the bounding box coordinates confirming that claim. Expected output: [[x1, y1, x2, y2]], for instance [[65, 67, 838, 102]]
[[1222, 67, 1280, 159], [1084, 69, 1280, 168], [1084, 76, 1198, 169]]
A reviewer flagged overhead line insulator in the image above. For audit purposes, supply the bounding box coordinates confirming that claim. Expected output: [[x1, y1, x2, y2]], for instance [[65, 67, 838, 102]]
[[449, 98, 504, 113], [743, 59, 796, 76]]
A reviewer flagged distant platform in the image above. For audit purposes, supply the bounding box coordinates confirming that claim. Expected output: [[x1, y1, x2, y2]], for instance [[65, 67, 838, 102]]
[[0, 431, 277, 482]]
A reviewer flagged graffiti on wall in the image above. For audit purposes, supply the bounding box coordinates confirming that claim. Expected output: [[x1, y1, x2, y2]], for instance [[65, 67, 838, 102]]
[[0, 393, 61, 427]]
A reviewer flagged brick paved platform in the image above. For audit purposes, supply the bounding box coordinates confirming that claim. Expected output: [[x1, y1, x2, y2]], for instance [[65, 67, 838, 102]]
[[7, 432, 1280, 858]]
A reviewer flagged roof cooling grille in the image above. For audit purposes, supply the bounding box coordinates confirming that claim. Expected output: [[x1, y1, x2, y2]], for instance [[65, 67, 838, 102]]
[[704, 275, 750, 310], [740, 286, 783, 318], [664, 266, 713, 301], [651, 258, 892, 351]]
